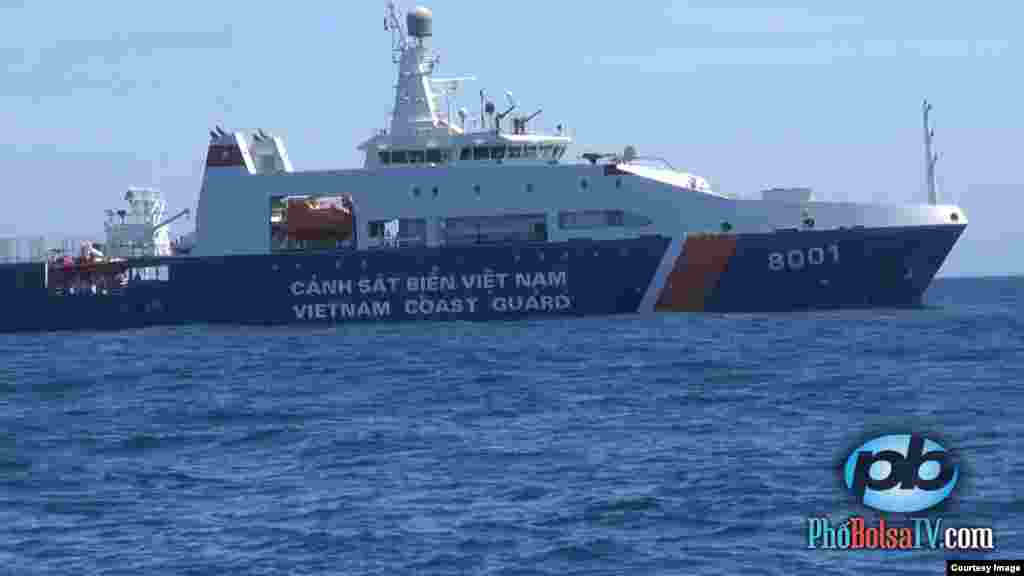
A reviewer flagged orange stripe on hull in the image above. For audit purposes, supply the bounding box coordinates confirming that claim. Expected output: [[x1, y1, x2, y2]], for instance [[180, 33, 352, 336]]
[[656, 234, 737, 312]]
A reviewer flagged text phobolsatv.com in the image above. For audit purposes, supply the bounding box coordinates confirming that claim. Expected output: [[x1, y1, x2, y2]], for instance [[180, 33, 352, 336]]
[[807, 434, 999, 552]]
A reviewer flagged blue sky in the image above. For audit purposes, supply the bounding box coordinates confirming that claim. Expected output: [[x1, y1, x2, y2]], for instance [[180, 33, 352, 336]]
[[0, 1, 1018, 277]]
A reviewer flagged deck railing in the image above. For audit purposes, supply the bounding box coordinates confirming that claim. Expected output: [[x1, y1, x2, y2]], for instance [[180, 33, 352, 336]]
[[0, 236, 102, 265]]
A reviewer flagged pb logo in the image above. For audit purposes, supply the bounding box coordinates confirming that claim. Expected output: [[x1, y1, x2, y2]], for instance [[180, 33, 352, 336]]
[[843, 434, 958, 513]]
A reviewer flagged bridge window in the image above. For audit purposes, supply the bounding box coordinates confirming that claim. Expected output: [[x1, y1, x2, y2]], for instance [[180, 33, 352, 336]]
[[378, 151, 391, 165], [441, 213, 548, 245], [473, 146, 490, 160], [491, 145, 506, 160], [508, 145, 522, 159], [524, 145, 538, 159], [460, 147, 471, 161], [559, 209, 653, 230], [391, 150, 408, 164], [540, 145, 553, 159], [408, 150, 425, 164], [426, 148, 443, 163]]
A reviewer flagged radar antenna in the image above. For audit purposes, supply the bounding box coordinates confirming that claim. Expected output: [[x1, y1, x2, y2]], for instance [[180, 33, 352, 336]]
[[385, 1, 408, 63]]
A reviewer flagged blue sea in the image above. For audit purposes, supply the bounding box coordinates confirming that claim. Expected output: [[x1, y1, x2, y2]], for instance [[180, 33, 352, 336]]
[[2, 276, 1022, 575]]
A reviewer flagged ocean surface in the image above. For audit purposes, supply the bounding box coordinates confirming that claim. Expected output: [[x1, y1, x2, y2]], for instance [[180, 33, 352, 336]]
[[1, 276, 1022, 575]]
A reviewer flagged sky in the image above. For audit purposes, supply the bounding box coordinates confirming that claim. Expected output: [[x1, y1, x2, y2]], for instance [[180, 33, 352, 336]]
[[0, 0, 1019, 277]]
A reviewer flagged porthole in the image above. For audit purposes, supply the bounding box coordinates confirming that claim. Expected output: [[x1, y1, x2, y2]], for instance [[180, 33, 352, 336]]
[[951, 212, 959, 222], [411, 186, 422, 198], [615, 177, 622, 189], [579, 177, 589, 191], [432, 186, 439, 197], [473, 184, 481, 196]]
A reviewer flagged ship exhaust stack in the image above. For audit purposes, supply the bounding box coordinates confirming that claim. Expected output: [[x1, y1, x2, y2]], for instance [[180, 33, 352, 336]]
[[923, 100, 939, 205]]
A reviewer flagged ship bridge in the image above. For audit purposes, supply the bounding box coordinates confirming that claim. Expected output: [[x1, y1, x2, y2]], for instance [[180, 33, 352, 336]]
[[356, 3, 571, 169]]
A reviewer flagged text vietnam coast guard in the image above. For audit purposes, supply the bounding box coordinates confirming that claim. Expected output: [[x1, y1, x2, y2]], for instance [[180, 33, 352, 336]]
[[289, 270, 572, 320]]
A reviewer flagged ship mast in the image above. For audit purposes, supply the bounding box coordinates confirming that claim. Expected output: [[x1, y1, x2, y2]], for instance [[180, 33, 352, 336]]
[[384, 2, 439, 139], [923, 99, 939, 205]]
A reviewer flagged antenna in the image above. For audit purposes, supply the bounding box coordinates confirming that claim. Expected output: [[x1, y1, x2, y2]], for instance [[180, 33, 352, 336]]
[[479, 89, 486, 130], [495, 92, 517, 133], [385, 1, 408, 62], [923, 99, 938, 205]]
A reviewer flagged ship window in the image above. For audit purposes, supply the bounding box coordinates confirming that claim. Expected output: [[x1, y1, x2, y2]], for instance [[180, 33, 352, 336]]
[[508, 145, 522, 159], [523, 145, 538, 159], [378, 151, 391, 165], [408, 150, 425, 164], [391, 150, 408, 164], [491, 146, 506, 160], [460, 147, 471, 161], [473, 146, 490, 160], [553, 146, 565, 160], [368, 218, 426, 247], [540, 145, 553, 159], [368, 220, 386, 238], [426, 149, 442, 163], [559, 209, 653, 230], [441, 213, 548, 245], [130, 265, 170, 282]]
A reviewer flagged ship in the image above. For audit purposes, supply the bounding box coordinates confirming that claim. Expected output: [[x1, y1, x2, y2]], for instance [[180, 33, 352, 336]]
[[0, 3, 967, 333]]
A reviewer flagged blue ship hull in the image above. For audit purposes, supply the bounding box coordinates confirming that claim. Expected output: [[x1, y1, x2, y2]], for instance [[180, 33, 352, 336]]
[[0, 224, 965, 333]]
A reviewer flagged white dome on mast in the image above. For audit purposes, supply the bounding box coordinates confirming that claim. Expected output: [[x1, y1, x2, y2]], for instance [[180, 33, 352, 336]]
[[407, 6, 433, 38]]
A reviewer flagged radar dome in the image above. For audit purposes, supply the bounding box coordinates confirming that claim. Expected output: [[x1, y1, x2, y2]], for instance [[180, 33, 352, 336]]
[[407, 6, 433, 38]]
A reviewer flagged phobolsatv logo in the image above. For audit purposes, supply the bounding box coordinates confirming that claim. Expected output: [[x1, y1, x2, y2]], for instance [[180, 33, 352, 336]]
[[844, 433, 958, 513], [807, 433, 996, 552]]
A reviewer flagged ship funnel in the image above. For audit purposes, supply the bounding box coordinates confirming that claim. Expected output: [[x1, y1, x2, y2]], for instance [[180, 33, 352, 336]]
[[407, 6, 433, 38]]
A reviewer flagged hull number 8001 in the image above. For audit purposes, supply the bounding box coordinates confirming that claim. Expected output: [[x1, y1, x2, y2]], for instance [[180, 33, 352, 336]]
[[769, 245, 840, 272]]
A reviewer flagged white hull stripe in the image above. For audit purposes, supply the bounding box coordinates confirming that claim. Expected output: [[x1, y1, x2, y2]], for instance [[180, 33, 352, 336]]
[[638, 233, 685, 313]]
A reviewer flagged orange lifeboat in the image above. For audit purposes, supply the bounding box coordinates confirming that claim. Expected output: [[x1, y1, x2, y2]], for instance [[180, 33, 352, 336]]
[[285, 196, 354, 241]]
